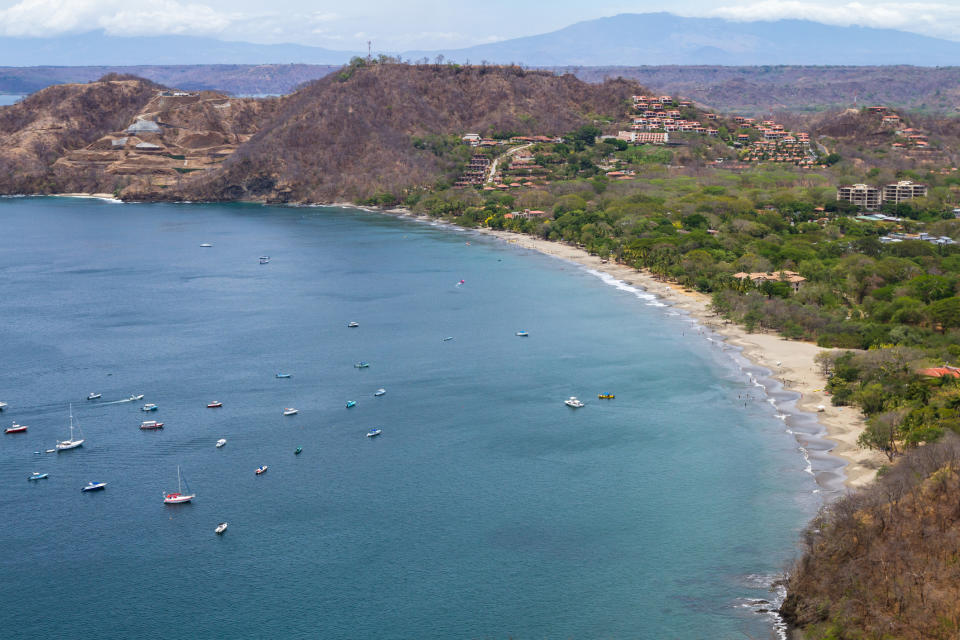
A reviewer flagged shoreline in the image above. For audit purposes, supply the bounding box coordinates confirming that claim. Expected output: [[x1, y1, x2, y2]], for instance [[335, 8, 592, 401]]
[[30, 194, 884, 488], [469, 226, 885, 489]]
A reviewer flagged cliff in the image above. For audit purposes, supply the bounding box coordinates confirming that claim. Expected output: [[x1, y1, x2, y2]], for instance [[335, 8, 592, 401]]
[[781, 434, 960, 639]]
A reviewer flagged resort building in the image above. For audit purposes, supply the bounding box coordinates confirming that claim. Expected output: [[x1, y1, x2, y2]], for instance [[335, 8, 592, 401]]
[[837, 184, 882, 210], [882, 180, 928, 204]]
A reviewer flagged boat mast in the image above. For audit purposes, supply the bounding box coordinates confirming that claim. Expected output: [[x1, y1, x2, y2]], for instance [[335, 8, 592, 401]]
[[177, 465, 182, 493], [68, 403, 74, 440]]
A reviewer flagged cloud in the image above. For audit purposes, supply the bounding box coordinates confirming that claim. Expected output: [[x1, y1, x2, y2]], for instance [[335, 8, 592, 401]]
[[701, 1, 960, 40], [0, 0, 236, 37]]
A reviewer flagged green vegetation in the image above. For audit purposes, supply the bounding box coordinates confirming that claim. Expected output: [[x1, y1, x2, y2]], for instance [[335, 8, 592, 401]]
[[413, 119, 960, 460]]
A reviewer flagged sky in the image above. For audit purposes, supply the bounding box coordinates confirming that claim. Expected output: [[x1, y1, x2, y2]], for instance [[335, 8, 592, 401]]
[[1, 0, 959, 49]]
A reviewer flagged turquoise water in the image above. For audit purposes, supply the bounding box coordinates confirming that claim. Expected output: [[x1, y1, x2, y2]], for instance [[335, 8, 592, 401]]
[[0, 198, 820, 638]]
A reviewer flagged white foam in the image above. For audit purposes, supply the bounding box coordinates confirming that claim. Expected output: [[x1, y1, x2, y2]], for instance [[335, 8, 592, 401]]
[[583, 268, 662, 305]]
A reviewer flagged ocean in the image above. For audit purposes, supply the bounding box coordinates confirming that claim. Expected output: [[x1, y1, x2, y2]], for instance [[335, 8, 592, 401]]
[[0, 197, 822, 639]]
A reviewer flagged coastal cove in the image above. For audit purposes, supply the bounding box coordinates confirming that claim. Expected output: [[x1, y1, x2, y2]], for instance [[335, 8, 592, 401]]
[[3, 197, 823, 639]]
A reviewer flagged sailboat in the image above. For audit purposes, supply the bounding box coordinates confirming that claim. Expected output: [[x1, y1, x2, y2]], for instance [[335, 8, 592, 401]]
[[163, 466, 195, 504], [56, 404, 85, 451]]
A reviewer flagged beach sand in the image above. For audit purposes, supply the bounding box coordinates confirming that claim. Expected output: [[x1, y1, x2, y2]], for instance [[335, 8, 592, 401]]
[[475, 227, 885, 489]]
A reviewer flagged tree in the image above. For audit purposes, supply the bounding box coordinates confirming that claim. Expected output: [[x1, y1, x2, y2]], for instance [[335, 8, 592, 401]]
[[928, 296, 960, 331], [858, 410, 905, 460]]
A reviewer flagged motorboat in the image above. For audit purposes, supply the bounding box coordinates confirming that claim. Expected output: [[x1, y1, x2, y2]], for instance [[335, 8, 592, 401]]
[[374, 388, 386, 397], [163, 466, 195, 504], [215, 522, 228, 535], [87, 393, 101, 400], [129, 394, 144, 401], [82, 481, 107, 492], [354, 362, 370, 368], [255, 465, 268, 475], [200, 243, 212, 247], [516, 331, 529, 337], [5, 422, 27, 434], [141, 403, 158, 412], [295, 447, 302, 455], [45, 449, 56, 454], [598, 393, 615, 400], [28, 472, 48, 481], [366, 428, 382, 438], [259, 256, 270, 264], [347, 321, 359, 328], [215, 438, 227, 448], [283, 408, 298, 416], [346, 400, 356, 408], [0, 401, 6, 410], [442, 336, 454, 341], [140, 420, 164, 430], [275, 373, 291, 379], [56, 405, 85, 450], [565, 396, 585, 408], [207, 401, 223, 408]]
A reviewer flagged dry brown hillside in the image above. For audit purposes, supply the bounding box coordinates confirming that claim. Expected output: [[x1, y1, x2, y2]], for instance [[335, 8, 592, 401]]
[[52, 89, 277, 194], [164, 62, 641, 203], [781, 434, 960, 639], [0, 76, 159, 193]]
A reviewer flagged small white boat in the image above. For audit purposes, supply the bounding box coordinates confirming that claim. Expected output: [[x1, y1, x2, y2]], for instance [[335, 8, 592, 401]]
[[564, 396, 585, 408], [366, 428, 382, 438], [259, 256, 270, 264], [28, 472, 48, 481], [347, 321, 359, 328], [374, 388, 386, 397], [0, 401, 6, 410], [442, 336, 454, 341], [82, 481, 107, 492], [282, 408, 298, 416], [516, 331, 529, 337], [139, 420, 164, 430], [141, 403, 158, 411], [216, 438, 227, 448], [200, 243, 212, 248], [163, 466, 195, 504], [87, 393, 101, 400], [215, 522, 228, 535], [129, 394, 144, 401], [255, 465, 268, 475]]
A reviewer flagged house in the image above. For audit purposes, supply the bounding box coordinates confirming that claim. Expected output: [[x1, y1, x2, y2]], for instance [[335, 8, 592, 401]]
[[733, 270, 806, 291], [462, 133, 482, 146], [127, 118, 161, 134], [918, 366, 960, 378]]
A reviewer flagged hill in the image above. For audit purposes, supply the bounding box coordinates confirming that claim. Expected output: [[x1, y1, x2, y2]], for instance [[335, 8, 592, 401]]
[[0, 64, 339, 96], [159, 62, 640, 203], [562, 66, 960, 115], [781, 435, 960, 639], [0, 76, 160, 193], [412, 13, 960, 67]]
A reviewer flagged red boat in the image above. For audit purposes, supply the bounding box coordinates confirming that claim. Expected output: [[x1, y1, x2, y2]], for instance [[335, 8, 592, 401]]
[[5, 422, 27, 434], [207, 401, 223, 408], [139, 420, 164, 430]]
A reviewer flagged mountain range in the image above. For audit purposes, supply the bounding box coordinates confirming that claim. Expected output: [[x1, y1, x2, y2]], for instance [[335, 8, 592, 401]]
[[4, 13, 960, 67]]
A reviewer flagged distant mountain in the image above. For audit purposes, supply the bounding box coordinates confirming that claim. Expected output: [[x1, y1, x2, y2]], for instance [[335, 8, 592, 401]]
[[3, 13, 960, 68], [408, 13, 960, 66], [0, 31, 359, 66]]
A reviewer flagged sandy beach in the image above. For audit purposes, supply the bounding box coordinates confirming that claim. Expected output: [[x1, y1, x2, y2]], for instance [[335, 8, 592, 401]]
[[473, 226, 885, 488]]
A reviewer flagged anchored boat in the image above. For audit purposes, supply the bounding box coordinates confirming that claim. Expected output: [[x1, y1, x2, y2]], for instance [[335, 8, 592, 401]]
[[163, 466, 195, 504]]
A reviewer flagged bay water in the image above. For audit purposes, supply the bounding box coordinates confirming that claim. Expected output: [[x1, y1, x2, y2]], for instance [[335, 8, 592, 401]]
[[0, 198, 820, 638]]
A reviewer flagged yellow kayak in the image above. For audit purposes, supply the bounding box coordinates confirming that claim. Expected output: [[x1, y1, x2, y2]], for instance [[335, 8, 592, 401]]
[[598, 394, 615, 399]]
